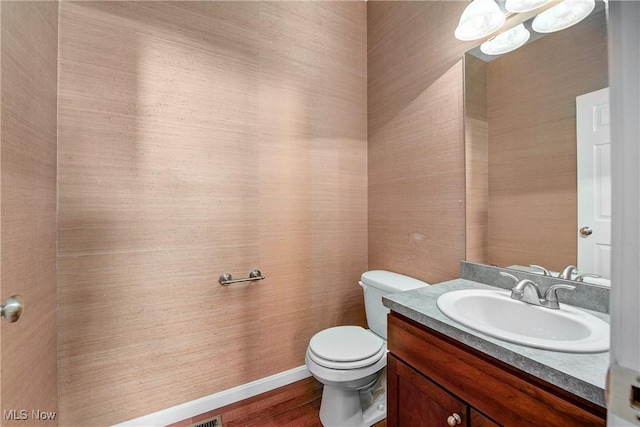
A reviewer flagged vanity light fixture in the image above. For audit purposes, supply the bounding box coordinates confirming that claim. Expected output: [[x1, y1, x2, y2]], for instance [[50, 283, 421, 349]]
[[480, 23, 531, 55], [532, 0, 596, 33], [504, 0, 552, 13], [454, 0, 506, 41], [456, 0, 599, 52]]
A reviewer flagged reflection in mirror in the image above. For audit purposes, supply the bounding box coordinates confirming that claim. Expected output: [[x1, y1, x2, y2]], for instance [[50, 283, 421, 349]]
[[464, 5, 610, 285]]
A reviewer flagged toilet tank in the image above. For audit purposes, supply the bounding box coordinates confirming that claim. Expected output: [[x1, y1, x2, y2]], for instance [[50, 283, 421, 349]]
[[359, 270, 429, 340]]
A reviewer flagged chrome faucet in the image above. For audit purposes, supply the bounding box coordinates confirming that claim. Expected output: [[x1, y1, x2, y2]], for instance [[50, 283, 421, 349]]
[[500, 272, 542, 305], [511, 279, 543, 305], [499, 272, 576, 309], [558, 265, 578, 280], [542, 284, 577, 309]]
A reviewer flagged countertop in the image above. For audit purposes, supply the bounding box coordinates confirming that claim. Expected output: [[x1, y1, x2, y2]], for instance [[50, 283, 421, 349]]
[[382, 278, 609, 408]]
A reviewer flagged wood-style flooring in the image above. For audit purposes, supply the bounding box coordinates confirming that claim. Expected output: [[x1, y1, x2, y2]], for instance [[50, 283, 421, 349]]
[[167, 377, 387, 427]]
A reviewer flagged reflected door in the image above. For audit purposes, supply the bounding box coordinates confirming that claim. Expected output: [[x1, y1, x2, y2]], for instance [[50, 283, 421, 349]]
[[577, 87, 611, 279]]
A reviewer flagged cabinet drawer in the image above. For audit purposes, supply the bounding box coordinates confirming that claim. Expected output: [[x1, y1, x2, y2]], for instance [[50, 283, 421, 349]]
[[388, 313, 605, 426]]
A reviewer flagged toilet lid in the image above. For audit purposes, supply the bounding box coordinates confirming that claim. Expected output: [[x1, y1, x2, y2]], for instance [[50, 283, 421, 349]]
[[308, 326, 384, 363], [307, 345, 386, 370]]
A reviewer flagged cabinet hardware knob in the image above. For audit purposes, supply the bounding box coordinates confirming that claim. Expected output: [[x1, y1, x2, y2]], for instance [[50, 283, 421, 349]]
[[447, 413, 462, 426]]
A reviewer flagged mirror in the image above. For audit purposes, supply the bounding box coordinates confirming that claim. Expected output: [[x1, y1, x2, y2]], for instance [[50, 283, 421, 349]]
[[464, 4, 610, 284]]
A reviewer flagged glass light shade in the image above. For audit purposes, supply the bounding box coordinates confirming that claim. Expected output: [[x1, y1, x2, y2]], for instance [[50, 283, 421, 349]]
[[455, 0, 506, 41], [480, 24, 531, 55], [532, 0, 596, 33], [505, 0, 552, 13]]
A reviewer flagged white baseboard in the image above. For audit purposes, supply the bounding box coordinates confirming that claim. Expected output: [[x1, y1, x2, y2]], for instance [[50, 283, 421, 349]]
[[113, 365, 312, 427]]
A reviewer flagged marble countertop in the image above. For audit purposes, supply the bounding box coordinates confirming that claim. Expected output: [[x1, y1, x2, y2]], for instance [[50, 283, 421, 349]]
[[382, 278, 609, 408]]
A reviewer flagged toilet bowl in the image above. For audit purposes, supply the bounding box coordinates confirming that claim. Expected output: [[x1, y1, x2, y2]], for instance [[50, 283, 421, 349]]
[[305, 271, 429, 427]]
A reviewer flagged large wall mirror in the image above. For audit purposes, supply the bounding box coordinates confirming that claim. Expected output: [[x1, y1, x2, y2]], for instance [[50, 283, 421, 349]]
[[464, 3, 610, 285]]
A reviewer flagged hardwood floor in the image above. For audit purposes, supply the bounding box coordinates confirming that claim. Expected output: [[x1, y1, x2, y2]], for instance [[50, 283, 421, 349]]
[[167, 377, 387, 427]]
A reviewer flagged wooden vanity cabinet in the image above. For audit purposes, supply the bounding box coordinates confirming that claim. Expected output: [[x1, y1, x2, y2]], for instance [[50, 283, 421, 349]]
[[388, 353, 500, 427], [386, 313, 606, 427]]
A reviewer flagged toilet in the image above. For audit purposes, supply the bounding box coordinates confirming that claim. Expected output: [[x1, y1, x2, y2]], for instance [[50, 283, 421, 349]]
[[305, 270, 429, 427]]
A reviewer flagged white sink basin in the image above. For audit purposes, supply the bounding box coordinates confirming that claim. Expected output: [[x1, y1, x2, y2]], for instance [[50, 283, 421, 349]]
[[436, 289, 609, 353]]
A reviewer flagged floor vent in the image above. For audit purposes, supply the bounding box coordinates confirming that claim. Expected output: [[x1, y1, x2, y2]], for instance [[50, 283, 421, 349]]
[[188, 415, 222, 427]]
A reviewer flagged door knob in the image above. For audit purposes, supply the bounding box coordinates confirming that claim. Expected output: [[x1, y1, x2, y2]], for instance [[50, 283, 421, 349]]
[[1, 295, 24, 323], [579, 226, 593, 236]]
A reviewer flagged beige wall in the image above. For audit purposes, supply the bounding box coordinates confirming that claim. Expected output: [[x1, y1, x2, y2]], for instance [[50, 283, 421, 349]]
[[57, 2, 367, 425], [367, 2, 473, 284], [486, 12, 608, 271], [1, 2, 59, 425]]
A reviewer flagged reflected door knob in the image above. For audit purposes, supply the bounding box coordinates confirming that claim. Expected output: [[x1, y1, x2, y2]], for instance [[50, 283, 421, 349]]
[[0, 295, 24, 323], [447, 413, 462, 426], [580, 226, 593, 236]]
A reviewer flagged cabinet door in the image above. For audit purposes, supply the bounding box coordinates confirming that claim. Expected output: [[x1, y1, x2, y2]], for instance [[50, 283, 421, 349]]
[[388, 354, 468, 427]]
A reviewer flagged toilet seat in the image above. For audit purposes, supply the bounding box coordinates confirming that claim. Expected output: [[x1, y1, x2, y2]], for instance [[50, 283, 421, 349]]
[[308, 326, 385, 370]]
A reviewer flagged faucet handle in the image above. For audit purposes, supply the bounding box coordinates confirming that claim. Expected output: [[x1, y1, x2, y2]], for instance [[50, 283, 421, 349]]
[[543, 284, 576, 303], [529, 264, 551, 276], [575, 273, 601, 282], [499, 271, 519, 285]]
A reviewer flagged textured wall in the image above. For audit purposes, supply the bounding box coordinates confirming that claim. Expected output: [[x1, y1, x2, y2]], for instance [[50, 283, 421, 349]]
[[1, 2, 59, 425], [486, 12, 608, 271], [57, 2, 367, 425], [367, 1, 472, 284]]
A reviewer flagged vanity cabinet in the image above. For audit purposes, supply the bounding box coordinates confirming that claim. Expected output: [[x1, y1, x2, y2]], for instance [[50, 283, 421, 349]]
[[386, 313, 606, 427]]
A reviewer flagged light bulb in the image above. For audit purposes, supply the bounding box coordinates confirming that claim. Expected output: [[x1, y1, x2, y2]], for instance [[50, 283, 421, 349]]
[[532, 0, 596, 33], [505, 0, 552, 13], [455, 0, 506, 41], [480, 23, 531, 55]]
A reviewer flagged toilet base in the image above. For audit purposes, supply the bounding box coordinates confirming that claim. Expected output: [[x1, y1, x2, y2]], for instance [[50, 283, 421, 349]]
[[362, 390, 386, 426], [318, 385, 386, 427]]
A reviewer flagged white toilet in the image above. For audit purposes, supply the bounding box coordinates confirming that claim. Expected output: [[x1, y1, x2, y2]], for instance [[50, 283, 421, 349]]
[[305, 270, 429, 427]]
